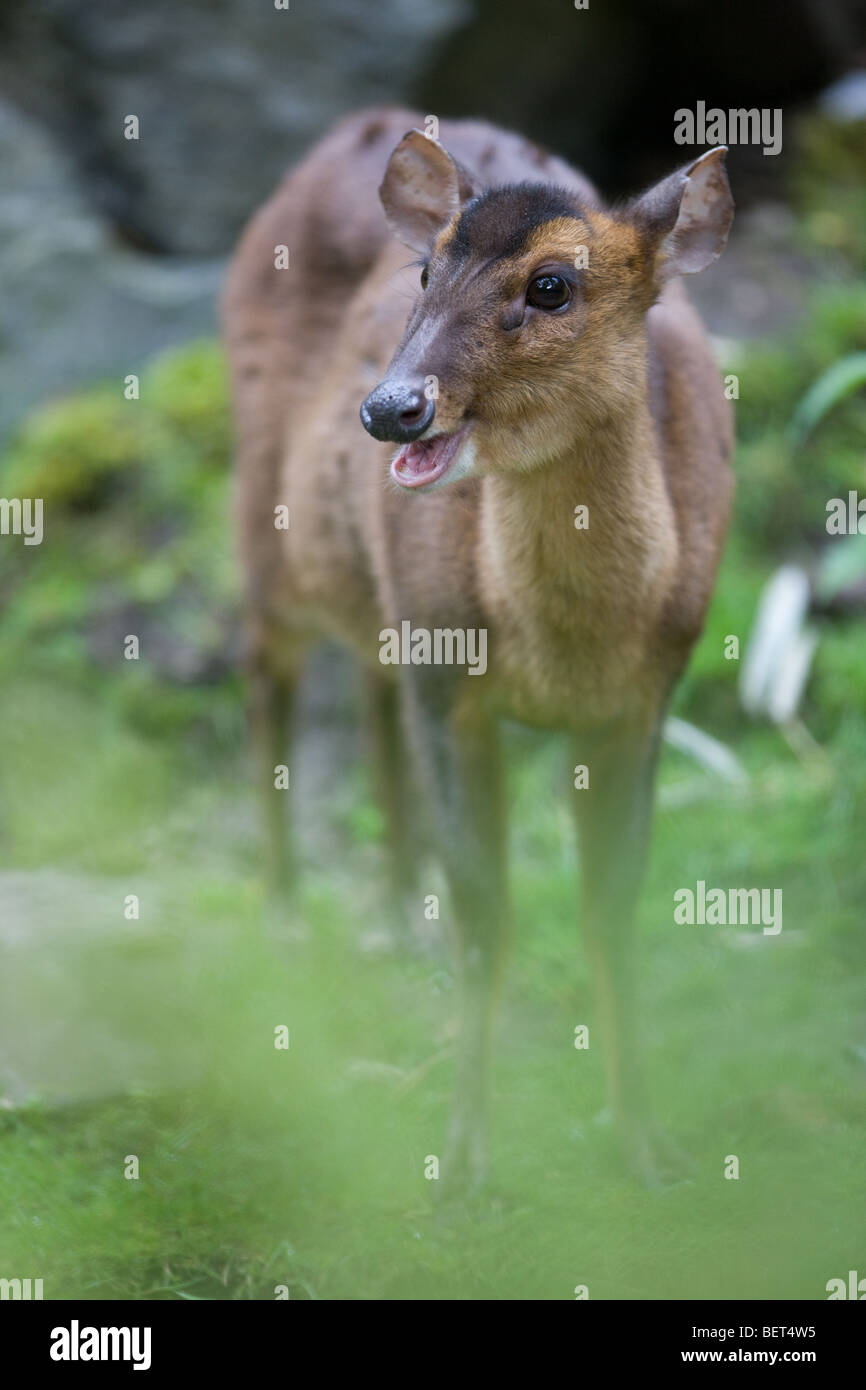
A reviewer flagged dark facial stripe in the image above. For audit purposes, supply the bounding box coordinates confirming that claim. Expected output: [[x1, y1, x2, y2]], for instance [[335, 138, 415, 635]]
[[449, 183, 585, 264]]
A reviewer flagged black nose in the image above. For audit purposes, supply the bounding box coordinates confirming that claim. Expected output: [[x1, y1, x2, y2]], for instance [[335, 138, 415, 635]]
[[360, 381, 435, 443]]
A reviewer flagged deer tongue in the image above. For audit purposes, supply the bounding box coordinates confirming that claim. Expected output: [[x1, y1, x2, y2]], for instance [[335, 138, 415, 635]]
[[391, 432, 462, 489]]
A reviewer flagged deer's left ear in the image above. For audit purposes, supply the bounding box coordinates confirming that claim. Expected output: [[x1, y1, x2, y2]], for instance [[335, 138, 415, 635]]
[[379, 129, 479, 254], [628, 148, 734, 284]]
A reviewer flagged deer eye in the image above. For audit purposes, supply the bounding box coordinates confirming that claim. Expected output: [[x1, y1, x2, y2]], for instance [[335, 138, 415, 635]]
[[527, 274, 570, 310], [420, 266, 429, 290]]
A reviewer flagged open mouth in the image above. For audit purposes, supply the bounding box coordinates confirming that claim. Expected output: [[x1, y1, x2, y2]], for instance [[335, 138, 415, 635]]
[[391, 425, 471, 490]]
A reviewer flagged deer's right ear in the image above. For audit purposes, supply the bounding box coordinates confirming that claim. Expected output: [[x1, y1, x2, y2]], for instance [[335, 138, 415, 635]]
[[379, 130, 478, 254]]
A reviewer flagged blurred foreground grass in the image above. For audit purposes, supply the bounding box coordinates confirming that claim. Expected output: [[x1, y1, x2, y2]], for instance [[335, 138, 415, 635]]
[[0, 673, 864, 1299]]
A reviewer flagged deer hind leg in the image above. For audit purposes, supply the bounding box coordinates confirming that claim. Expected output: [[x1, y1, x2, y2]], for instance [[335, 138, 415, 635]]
[[246, 628, 304, 909], [572, 715, 690, 1186], [403, 674, 509, 1195]]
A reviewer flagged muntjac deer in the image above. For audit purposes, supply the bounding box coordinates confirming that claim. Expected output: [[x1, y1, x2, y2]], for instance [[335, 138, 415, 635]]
[[223, 108, 734, 1192]]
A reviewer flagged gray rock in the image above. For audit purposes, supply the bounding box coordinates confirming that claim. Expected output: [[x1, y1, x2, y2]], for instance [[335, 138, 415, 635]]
[[0, 0, 467, 256], [0, 97, 221, 444]]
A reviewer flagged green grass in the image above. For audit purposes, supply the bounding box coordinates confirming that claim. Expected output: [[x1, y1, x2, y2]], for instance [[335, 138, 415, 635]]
[[0, 668, 864, 1301]]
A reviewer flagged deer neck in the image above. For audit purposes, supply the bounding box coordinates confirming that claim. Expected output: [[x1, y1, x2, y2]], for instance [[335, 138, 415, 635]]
[[477, 396, 679, 646]]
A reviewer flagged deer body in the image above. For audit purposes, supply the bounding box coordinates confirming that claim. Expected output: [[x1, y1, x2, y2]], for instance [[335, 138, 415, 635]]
[[224, 107, 734, 1189]]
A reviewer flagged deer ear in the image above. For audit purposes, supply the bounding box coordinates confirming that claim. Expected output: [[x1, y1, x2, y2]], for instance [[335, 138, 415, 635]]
[[630, 147, 733, 283], [380, 129, 478, 254]]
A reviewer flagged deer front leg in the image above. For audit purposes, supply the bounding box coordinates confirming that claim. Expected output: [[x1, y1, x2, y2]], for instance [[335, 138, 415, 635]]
[[572, 716, 690, 1186], [403, 676, 509, 1196], [363, 669, 421, 945]]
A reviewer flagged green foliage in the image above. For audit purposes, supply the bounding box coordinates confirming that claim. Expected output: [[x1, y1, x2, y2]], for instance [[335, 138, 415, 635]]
[[2, 391, 143, 506], [731, 282, 866, 565], [792, 112, 866, 270], [788, 353, 866, 449], [0, 341, 236, 735], [813, 624, 866, 730], [144, 342, 231, 463]]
